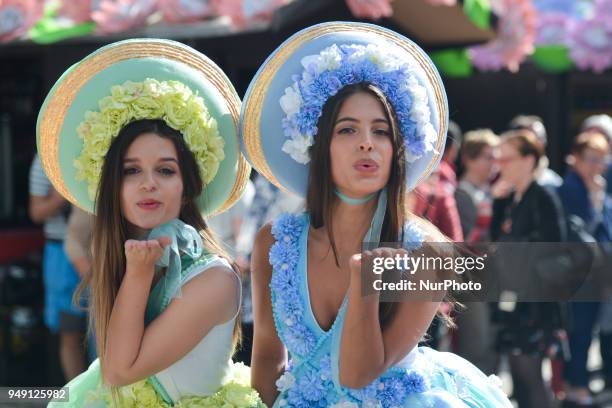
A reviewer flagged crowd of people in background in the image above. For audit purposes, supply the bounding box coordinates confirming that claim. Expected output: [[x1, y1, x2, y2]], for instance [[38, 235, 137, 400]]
[[29, 113, 612, 408], [405, 113, 612, 408]]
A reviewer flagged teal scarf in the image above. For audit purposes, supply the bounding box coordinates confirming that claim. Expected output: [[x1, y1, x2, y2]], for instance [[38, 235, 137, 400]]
[[145, 218, 203, 324]]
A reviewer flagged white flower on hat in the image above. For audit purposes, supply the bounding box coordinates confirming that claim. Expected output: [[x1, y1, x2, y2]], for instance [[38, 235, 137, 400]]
[[410, 101, 431, 125], [301, 44, 342, 74], [280, 43, 438, 167], [279, 85, 302, 117], [282, 133, 313, 164], [487, 374, 503, 389], [275, 372, 296, 392], [423, 123, 439, 153]]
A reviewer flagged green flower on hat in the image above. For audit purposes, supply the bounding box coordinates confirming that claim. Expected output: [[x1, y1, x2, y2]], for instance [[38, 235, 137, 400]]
[[74, 78, 225, 200]]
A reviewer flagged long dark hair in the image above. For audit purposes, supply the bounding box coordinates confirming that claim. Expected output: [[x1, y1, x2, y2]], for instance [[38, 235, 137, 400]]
[[75, 119, 241, 372], [306, 83, 407, 327]]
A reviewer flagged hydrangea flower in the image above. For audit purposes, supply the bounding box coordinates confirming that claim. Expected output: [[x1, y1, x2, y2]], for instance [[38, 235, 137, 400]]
[[330, 400, 360, 408], [271, 213, 304, 243], [275, 286, 303, 326], [92, 0, 157, 34], [297, 369, 327, 402], [569, 14, 612, 72], [469, 0, 537, 72], [285, 324, 317, 356], [536, 13, 574, 46], [345, 0, 393, 20], [276, 371, 296, 392], [159, 0, 216, 24], [74, 78, 225, 200], [402, 221, 425, 251], [212, 0, 288, 30], [279, 43, 437, 165], [596, 0, 612, 14], [532, 0, 577, 15], [377, 377, 407, 407], [269, 241, 300, 272], [0, 0, 44, 42], [270, 214, 320, 358]]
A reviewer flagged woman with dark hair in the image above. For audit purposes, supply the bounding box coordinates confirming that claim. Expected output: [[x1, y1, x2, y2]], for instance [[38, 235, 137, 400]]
[[490, 130, 567, 408], [242, 22, 512, 408], [38, 40, 262, 407]]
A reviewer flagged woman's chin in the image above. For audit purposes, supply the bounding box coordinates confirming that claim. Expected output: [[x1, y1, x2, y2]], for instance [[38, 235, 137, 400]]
[[346, 186, 384, 198]]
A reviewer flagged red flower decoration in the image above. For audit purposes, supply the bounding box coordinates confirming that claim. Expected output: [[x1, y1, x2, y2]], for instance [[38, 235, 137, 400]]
[[0, 0, 44, 42], [159, 0, 215, 24], [469, 0, 537, 72], [345, 0, 393, 19], [211, 0, 287, 29], [92, 0, 158, 34], [424, 0, 457, 6], [57, 0, 93, 24], [569, 14, 612, 73]]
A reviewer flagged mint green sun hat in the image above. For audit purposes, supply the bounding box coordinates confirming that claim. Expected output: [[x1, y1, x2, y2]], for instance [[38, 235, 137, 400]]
[[37, 38, 250, 216]]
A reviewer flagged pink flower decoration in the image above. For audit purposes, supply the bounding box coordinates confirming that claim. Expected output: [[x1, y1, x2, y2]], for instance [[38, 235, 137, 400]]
[[595, 0, 612, 15], [424, 0, 457, 6], [57, 0, 93, 24], [469, 0, 537, 72], [569, 15, 612, 73], [345, 0, 393, 20], [159, 0, 215, 24], [0, 0, 44, 42], [211, 0, 287, 29], [92, 0, 158, 34], [536, 12, 573, 46]]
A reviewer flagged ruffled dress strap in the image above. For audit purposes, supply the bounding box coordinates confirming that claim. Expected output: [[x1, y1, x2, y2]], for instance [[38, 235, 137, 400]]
[[269, 212, 320, 359]]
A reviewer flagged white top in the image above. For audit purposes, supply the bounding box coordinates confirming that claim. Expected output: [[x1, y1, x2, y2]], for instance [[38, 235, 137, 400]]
[[154, 257, 240, 402], [29, 155, 69, 240]]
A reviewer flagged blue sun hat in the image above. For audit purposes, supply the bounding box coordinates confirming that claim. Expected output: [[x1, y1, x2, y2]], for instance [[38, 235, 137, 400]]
[[37, 38, 250, 216], [240, 21, 449, 197]]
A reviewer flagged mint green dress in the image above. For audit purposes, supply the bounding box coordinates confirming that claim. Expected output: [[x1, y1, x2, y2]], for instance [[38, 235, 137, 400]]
[[48, 219, 263, 408]]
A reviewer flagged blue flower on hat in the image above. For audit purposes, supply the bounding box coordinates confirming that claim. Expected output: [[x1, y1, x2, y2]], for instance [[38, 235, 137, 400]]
[[279, 43, 439, 165]]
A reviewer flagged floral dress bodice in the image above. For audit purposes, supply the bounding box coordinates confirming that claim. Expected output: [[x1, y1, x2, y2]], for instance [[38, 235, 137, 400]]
[[268, 213, 513, 408]]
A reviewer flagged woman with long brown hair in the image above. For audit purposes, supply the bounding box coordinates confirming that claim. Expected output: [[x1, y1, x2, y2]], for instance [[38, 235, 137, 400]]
[[38, 39, 262, 407], [241, 22, 512, 407]]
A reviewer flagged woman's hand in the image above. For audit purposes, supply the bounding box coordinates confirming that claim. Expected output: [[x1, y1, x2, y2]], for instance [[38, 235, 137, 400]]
[[341, 245, 439, 388], [491, 178, 513, 199], [348, 247, 409, 293], [124, 237, 172, 273]]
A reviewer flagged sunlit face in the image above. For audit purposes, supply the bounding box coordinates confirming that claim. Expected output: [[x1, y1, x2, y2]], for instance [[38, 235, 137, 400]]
[[329, 91, 394, 199], [495, 142, 534, 188], [120, 133, 184, 236], [573, 147, 610, 182]]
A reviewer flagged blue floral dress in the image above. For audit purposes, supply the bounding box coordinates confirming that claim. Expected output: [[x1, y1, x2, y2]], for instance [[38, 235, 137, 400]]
[[268, 213, 513, 408]]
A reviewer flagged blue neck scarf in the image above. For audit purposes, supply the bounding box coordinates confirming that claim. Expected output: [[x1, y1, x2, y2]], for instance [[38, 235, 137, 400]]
[[145, 218, 203, 322]]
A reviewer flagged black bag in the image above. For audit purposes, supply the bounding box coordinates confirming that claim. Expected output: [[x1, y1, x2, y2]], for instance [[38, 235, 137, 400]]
[[531, 213, 601, 300]]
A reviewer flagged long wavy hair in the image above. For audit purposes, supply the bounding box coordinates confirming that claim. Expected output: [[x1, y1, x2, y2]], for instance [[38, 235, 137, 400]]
[[307, 83, 454, 329], [75, 119, 241, 374]]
